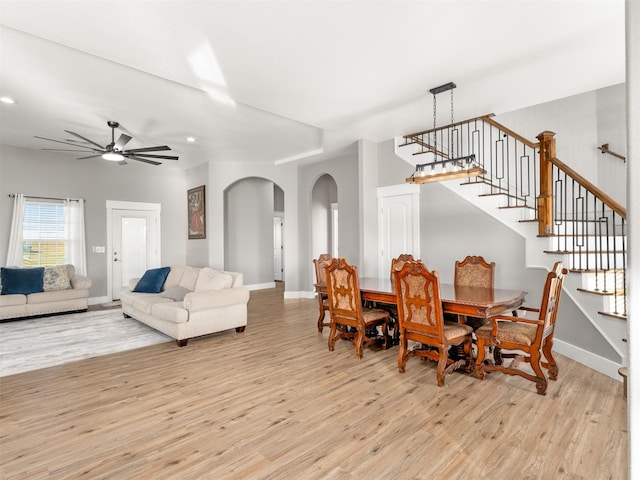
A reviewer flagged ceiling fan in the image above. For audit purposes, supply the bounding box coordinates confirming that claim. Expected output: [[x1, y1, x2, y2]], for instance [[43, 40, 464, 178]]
[[35, 121, 179, 166]]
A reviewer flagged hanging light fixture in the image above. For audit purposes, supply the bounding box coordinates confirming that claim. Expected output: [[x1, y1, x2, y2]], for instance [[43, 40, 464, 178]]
[[406, 82, 485, 184]]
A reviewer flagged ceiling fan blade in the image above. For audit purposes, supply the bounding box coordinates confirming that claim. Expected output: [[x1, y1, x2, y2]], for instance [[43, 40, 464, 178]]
[[114, 134, 132, 150], [127, 155, 162, 166], [64, 130, 105, 149], [43, 148, 96, 152], [123, 145, 171, 153], [77, 154, 103, 160], [125, 153, 179, 160], [35, 136, 99, 151]]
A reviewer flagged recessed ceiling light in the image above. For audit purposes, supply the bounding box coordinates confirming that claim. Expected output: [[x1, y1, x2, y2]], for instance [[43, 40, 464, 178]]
[[186, 136, 196, 142], [0, 96, 16, 104]]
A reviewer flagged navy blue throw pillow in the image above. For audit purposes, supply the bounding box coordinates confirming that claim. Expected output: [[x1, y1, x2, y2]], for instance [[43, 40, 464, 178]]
[[1, 267, 45, 295], [133, 267, 171, 293]]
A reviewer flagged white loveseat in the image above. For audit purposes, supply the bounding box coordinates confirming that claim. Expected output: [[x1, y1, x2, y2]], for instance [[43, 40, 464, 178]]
[[0, 264, 92, 320], [121, 266, 250, 346]]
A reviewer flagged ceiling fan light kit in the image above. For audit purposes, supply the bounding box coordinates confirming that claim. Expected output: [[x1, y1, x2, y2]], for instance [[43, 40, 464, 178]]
[[102, 152, 125, 161], [35, 121, 179, 166]]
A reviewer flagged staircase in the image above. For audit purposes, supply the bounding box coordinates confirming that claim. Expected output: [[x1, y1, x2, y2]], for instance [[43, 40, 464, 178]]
[[394, 114, 628, 378]]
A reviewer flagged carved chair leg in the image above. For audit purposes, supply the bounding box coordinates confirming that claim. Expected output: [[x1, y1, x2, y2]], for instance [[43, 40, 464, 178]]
[[328, 322, 337, 351], [398, 334, 408, 373], [436, 349, 447, 387], [475, 338, 487, 379], [493, 346, 503, 365], [530, 350, 548, 395], [354, 329, 365, 359], [542, 338, 559, 380]]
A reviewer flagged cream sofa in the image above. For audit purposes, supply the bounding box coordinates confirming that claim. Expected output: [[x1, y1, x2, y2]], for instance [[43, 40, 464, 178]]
[[121, 266, 250, 346], [0, 264, 92, 320]]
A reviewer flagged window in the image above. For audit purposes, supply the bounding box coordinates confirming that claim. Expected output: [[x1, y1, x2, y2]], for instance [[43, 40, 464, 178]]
[[7, 194, 87, 275], [22, 201, 66, 267]]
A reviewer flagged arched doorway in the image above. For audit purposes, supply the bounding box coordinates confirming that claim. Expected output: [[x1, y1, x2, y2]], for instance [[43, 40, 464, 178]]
[[225, 177, 284, 289], [311, 174, 338, 260]]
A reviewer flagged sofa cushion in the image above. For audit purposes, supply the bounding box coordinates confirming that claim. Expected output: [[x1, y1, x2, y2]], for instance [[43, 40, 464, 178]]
[[133, 267, 171, 293], [151, 302, 189, 323], [1, 267, 45, 295], [195, 268, 233, 291], [0, 294, 27, 307], [131, 294, 172, 314], [161, 285, 192, 302], [43, 265, 72, 292], [27, 289, 90, 304], [178, 267, 200, 291], [163, 267, 186, 289]]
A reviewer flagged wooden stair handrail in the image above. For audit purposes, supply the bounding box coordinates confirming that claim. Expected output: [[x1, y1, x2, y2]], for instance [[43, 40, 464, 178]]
[[482, 116, 540, 149], [403, 113, 497, 139], [550, 156, 627, 219]]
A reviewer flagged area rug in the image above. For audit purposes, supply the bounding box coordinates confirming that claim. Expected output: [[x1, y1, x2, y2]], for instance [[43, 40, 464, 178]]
[[0, 309, 172, 377]]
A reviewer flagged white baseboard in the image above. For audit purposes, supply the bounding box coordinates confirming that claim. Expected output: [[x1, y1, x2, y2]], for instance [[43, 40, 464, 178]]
[[553, 338, 623, 381], [245, 282, 276, 291], [89, 296, 110, 306], [283, 291, 315, 300]]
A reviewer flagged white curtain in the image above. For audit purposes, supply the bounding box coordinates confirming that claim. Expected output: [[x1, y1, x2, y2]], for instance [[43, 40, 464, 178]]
[[6, 194, 25, 266], [64, 198, 87, 276]]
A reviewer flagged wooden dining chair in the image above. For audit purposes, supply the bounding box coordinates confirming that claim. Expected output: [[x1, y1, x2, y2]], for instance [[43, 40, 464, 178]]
[[380, 254, 416, 343], [313, 253, 333, 332], [325, 258, 389, 359], [390, 254, 415, 280], [454, 255, 495, 328], [475, 262, 567, 395], [394, 260, 473, 387]]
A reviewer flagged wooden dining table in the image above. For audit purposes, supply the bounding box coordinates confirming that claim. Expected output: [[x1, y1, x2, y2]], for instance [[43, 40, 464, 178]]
[[357, 277, 526, 320], [315, 277, 526, 349]]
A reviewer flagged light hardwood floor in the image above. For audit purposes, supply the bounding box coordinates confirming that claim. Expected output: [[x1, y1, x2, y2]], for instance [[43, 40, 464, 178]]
[[0, 283, 628, 479]]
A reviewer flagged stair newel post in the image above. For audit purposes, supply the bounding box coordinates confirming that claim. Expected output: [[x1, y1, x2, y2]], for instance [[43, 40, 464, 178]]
[[536, 130, 556, 236]]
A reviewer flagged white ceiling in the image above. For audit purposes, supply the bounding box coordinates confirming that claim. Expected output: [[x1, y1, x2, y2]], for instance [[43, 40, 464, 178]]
[[0, 1, 626, 170]]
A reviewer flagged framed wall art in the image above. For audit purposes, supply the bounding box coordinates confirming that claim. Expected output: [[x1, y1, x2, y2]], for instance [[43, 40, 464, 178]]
[[188, 185, 206, 239]]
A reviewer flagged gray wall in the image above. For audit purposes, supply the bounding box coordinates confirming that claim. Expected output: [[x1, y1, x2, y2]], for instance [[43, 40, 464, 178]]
[[495, 84, 626, 205], [311, 174, 337, 259], [224, 177, 274, 285], [0, 145, 187, 299], [298, 151, 359, 292]]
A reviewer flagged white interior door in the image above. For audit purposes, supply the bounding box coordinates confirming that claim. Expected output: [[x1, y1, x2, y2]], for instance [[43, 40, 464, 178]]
[[273, 215, 284, 281], [378, 185, 420, 278], [107, 202, 161, 300]]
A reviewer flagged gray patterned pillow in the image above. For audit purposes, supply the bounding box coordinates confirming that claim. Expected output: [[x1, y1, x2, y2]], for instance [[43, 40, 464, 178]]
[[43, 265, 72, 292]]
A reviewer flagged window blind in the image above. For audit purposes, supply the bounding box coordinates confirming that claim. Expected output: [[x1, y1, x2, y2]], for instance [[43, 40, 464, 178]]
[[22, 200, 66, 266]]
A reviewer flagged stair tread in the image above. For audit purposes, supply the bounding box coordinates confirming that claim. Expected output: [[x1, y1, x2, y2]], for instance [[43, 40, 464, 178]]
[[569, 268, 625, 274], [598, 311, 627, 321], [577, 287, 625, 296], [543, 249, 625, 255], [538, 233, 626, 237]]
